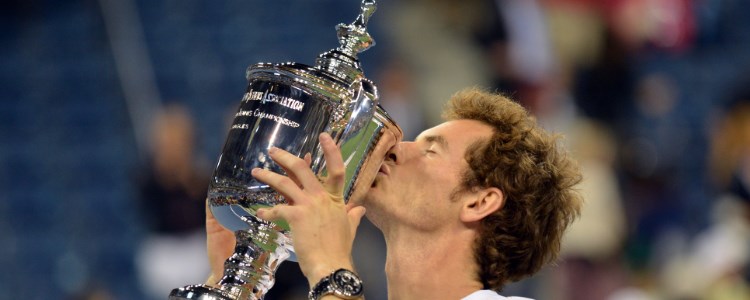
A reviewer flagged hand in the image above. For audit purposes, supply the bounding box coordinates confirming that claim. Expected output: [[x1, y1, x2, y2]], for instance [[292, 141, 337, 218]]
[[204, 201, 236, 286], [203, 153, 313, 286], [252, 133, 367, 287]]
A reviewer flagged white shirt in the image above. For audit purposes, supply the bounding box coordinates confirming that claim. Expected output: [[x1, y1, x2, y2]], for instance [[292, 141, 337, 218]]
[[461, 290, 534, 300]]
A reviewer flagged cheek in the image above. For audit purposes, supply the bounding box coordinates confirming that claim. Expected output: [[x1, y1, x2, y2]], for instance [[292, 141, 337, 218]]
[[432, 161, 463, 185], [418, 168, 461, 199]]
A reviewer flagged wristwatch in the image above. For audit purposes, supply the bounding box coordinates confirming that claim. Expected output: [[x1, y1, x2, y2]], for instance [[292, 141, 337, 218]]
[[308, 268, 364, 300]]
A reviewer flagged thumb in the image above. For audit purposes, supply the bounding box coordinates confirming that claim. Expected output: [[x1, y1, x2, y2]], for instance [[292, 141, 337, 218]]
[[347, 206, 366, 237]]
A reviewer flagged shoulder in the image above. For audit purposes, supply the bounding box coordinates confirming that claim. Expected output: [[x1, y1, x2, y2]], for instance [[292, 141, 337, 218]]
[[461, 290, 534, 300]]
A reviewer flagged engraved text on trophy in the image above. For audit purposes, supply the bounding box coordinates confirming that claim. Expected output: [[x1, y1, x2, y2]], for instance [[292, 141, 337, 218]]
[[209, 79, 334, 232]]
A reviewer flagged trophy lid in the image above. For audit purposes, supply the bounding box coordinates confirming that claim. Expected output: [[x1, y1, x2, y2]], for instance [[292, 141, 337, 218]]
[[315, 0, 377, 84]]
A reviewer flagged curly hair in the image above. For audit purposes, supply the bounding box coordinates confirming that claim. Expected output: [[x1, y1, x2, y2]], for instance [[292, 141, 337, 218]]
[[443, 87, 583, 291]]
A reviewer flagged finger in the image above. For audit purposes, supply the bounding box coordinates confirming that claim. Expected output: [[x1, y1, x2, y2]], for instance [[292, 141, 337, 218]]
[[252, 167, 310, 204], [268, 147, 322, 193], [347, 206, 366, 238], [256, 204, 294, 222], [275, 152, 314, 190], [277, 165, 304, 190], [320, 133, 346, 199]]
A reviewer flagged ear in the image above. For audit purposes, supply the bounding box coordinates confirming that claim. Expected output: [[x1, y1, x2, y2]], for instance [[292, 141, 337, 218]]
[[459, 187, 504, 223]]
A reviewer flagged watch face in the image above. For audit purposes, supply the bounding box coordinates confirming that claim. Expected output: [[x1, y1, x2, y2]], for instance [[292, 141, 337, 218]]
[[332, 269, 363, 296]]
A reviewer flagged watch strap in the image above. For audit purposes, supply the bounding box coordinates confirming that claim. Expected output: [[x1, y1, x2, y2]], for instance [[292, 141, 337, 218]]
[[309, 275, 333, 300], [308, 268, 363, 300]]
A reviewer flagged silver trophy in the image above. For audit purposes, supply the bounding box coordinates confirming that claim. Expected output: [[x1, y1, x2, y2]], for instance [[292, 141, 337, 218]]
[[169, 1, 401, 299]]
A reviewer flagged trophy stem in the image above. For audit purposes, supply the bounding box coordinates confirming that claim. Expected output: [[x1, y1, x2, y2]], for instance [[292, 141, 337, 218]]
[[170, 217, 292, 300], [219, 228, 291, 299]]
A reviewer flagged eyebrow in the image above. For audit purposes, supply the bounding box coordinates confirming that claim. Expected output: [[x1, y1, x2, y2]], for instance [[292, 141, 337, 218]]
[[424, 135, 449, 151]]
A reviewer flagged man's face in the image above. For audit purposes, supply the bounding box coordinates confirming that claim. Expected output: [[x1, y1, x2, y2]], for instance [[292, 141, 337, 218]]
[[365, 119, 494, 231]]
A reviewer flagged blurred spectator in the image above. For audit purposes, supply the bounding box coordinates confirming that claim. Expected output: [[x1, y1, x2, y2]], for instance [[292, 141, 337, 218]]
[[67, 285, 115, 300], [543, 0, 605, 70], [606, 71, 696, 300], [377, 56, 425, 140], [659, 91, 750, 299], [556, 117, 628, 300], [496, 0, 555, 86], [479, 0, 555, 104], [573, 27, 635, 126], [380, 0, 492, 125], [524, 63, 628, 300], [709, 93, 750, 191], [605, 0, 696, 53], [134, 104, 210, 299]]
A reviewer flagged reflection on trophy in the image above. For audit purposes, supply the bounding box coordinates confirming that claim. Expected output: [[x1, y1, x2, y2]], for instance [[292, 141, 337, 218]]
[[169, 0, 402, 299]]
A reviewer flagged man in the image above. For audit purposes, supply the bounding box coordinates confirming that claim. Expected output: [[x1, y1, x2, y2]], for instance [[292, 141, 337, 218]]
[[205, 88, 583, 299]]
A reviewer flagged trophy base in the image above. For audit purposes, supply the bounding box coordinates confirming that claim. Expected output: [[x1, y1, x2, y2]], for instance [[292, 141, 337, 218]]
[[169, 285, 233, 300]]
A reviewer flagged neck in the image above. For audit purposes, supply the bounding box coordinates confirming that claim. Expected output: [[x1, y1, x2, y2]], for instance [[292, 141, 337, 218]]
[[382, 225, 483, 300]]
